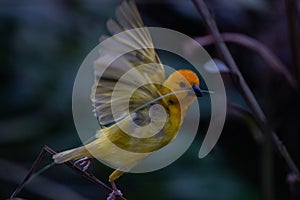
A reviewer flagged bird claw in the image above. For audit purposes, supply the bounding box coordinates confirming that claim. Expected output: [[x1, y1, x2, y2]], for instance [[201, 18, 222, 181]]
[[107, 189, 123, 200], [73, 157, 91, 171], [107, 180, 123, 200]]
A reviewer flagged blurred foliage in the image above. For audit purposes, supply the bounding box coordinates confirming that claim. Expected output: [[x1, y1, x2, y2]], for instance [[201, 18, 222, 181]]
[[1, 0, 299, 199]]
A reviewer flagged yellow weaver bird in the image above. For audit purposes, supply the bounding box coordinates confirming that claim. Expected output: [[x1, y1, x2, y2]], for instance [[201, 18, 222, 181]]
[[53, 0, 204, 199]]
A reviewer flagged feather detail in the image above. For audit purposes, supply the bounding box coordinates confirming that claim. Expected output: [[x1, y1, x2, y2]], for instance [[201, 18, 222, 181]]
[[91, 0, 166, 127], [52, 147, 90, 164]]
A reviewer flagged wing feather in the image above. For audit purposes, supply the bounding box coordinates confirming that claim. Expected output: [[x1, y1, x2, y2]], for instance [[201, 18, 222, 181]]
[[91, 0, 165, 127]]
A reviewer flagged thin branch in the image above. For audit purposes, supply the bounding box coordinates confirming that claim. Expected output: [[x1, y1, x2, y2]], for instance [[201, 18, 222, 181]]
[[195, 33, 298, 88], [10, 146, 126, 200], [10, 147, 48, 198], [45, 147, 112, 190], [192, 0, 300, 198], [1, 159, 87, 200], [44, 146, 129, 200], [191, 2, 273, 199]]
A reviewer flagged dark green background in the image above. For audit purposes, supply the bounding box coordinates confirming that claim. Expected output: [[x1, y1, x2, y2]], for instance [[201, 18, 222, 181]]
[[1, 0, 299, 199]]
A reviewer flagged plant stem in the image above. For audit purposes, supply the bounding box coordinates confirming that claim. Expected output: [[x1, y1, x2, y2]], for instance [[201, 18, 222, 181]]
[[192, 0, 300, 198], [10, 145, 47, 198], [43, 146, 112, 191], [10, 146, 126, 200], [195, 33, 297, 88]]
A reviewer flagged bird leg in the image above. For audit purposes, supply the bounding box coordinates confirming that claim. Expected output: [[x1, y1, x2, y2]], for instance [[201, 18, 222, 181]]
[[73, 157, 92, 171], [107, 180, 123, 200], [107, 170, 124, 200]]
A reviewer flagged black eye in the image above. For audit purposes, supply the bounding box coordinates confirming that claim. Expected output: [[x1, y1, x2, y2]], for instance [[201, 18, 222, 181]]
[[168, 100, 174, 105], [179, 82, 186, 88]]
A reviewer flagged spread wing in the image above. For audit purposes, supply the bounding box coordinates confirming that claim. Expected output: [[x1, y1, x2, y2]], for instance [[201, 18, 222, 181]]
[[91, 0, 165, 127]]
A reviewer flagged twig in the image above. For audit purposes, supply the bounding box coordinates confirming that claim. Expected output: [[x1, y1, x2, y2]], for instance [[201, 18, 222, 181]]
[[10, 146, 48, 198], [195, 33, 298, 88], [10, 145, 126, 200], [43, 146, 113, 192], [1, 159, 87, 200], [192, 0, 300, 176], [192, 0, 300, 198], [191, 2, 273, 198], [46, 146, 127, 200]]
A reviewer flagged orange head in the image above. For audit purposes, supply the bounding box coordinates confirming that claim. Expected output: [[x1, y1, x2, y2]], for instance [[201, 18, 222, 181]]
[[160, 69, 202, 107]]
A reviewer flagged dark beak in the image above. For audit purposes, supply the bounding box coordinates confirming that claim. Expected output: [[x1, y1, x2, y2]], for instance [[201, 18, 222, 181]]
[[192, 84, 203, 97]]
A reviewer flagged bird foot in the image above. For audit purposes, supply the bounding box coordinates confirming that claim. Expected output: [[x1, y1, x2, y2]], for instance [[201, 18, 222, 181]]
[[107, 189, 123, 200], [107, 180, 123, 200], [73, 157, 92, 171]]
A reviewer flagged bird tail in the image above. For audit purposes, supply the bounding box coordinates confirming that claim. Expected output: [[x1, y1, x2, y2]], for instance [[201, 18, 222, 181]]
[[52, 146, 90, 164]]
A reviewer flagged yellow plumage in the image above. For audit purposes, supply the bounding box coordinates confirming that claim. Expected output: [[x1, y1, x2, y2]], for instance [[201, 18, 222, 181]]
[[53, 0, 202, 198]]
